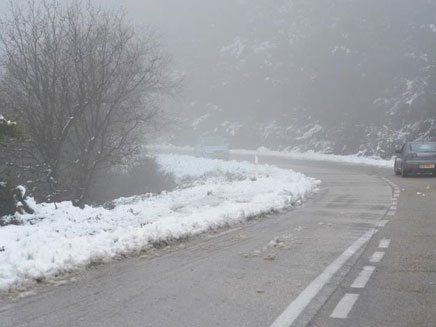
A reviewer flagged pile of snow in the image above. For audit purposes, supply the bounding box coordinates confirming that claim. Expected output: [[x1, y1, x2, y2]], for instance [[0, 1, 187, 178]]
[[232, 147, 394, 168], [0, 114, 16, 127], [0, 154, 319, 292]]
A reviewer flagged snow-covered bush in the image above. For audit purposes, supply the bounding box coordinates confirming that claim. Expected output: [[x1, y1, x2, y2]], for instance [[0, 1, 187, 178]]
[[0, 114, 32, 219], [0, 183, 34, 221]]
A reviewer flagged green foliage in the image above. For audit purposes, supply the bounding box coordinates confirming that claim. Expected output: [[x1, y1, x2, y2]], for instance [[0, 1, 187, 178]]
[[0, 182, 17, 217], [0, 116, 20, 141], [0, 114, 31, 218]]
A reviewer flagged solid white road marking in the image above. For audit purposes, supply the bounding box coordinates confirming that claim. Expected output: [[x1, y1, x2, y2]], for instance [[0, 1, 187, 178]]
[[330, 293, 360, 319], [369, 251, 385, 263], [351, 266, 376, 289], [378, 239, 391, 249], [269, 229, 375, 327], [377, 220, 389, 228]]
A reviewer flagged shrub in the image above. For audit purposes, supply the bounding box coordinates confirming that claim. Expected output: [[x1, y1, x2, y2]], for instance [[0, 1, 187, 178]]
[[87, 156, 175, 205]]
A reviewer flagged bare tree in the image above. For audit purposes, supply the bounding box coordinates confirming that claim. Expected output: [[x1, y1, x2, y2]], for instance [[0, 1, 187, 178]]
[[0, 0, 175, 206]]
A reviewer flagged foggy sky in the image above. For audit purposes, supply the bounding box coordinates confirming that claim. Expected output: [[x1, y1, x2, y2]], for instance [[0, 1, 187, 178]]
[[1, 0, 435, 155], [0, 0, 241, 79]]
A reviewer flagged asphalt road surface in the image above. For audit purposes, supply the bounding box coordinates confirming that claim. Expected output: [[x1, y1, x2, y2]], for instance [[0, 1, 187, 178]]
[[1, 153, 435, 327]]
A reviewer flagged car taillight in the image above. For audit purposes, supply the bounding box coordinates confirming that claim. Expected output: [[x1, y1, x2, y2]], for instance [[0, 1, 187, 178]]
[[406, 153, 418, 159]]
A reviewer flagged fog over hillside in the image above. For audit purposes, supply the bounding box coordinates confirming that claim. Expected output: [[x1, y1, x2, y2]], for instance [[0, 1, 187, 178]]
[[158, 0, 436, 157], [4, 0, 436, 157], [136, 0, 436, 157]]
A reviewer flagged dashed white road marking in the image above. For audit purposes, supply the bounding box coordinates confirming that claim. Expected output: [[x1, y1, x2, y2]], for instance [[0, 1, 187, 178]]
[[392, 200, 398, 205], [387, 211, 396, 216], [378, 239, 391, 249], [390, 205, 397, 210], [369, 251, 385, 263], [351, 266, 376, 289], [330, 293, 360, 319], [269, 229, 376, 327], [377, 220, 389, 228]]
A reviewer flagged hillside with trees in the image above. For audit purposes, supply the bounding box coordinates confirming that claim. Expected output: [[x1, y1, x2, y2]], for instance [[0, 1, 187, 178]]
[[165, 0, 436, 157]]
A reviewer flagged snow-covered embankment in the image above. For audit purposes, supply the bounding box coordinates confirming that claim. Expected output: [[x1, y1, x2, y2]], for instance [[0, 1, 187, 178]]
[[232, 147, 394, 168], [0, 154, 320, 291]]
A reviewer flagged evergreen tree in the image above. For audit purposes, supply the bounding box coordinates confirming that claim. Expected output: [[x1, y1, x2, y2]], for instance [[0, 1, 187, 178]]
[[0, 114, 33, 218]]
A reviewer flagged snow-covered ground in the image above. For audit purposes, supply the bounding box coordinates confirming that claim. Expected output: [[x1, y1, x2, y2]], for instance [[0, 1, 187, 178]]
[[148, 144, 394, 168], [0, 154, 319, 292], [231, 147, 394, 168]]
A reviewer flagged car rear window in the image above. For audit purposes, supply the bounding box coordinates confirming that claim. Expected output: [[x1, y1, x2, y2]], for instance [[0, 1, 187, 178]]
[[410, 142, 436, 152]]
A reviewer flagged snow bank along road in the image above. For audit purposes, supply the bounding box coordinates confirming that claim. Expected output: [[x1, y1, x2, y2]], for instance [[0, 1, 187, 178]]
[[1, 152, 434, 327], [0, 155, 319, 292]]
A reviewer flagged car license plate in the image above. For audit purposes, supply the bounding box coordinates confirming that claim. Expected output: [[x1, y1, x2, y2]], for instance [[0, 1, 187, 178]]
[[420, 164, 435, 169]]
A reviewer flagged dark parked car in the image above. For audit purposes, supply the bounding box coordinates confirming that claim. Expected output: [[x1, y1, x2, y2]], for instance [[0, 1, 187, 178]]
[[394, 142, 436, 177]]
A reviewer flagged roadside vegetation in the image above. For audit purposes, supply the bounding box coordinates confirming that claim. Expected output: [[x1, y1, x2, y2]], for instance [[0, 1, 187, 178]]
[[0, 114, 34, 219], [0, 0, 177, 217]]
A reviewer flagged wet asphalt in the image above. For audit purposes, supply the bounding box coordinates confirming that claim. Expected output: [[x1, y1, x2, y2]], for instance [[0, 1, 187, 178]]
[[2, 153, 434, 327]]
